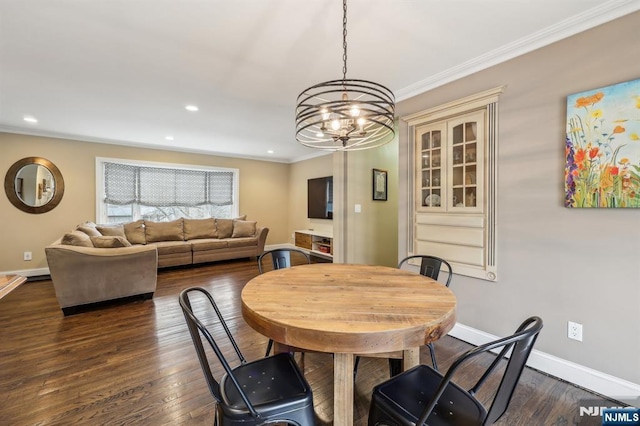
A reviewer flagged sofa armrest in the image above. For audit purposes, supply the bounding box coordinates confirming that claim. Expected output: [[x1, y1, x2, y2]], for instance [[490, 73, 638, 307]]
[[255, 227, 269, 254], [45, 244, 158, 309]]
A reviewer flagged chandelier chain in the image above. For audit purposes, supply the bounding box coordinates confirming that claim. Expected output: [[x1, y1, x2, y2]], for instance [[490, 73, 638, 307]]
[[342, 0, 348, 83]]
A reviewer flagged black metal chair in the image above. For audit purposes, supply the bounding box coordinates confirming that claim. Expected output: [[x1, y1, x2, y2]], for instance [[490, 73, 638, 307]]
[[179, 287, 315, 426], [258, 248, 311, 357], [398, 255, 453, 288], [368, 316, 543, 426], [354, 254, 453, 380], [395, 255, 453, 373], [257, 248, 311, 274]]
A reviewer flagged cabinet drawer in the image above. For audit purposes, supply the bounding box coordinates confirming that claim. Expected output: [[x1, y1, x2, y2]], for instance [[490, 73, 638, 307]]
[[295, 232, 312, 249]]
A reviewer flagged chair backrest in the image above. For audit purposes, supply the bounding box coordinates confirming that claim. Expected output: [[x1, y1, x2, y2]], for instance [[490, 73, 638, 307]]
[[398, 255, 453, 287], [479, 316, 543, 424], [258, 248, 311, 274], [418, 316, 543, 425], [179, 287, 256, 412]]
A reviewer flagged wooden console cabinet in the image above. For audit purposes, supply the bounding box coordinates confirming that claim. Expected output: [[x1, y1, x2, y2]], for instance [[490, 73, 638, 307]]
[[294, 230, 333, 260]]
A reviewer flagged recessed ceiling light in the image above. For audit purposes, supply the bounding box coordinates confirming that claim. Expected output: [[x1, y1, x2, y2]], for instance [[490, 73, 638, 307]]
[[23, 116, 38, 123], [267, 150, 274, 154], [165, 136, 174, 141], [185, 105, 199, 112]]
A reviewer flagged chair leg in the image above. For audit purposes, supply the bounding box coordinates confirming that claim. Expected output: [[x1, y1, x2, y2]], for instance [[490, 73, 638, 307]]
[[428, 342, 438, 371], [265, 339, 273, 357], [388, 358, 403, 377], [353, 356, 361, 379]]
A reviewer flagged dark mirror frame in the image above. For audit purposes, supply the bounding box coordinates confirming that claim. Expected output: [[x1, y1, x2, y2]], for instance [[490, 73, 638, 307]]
[[4, 157, 65, 214]]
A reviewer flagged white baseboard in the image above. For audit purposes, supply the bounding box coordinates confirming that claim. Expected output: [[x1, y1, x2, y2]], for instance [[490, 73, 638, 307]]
[[449, 323, 640, 403], [264, 243, 293, 250], [1, 267, 50, 277]]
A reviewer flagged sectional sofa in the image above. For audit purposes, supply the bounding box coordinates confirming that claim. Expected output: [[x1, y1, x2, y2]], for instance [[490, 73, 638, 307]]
[[45, 217, 268, 314]]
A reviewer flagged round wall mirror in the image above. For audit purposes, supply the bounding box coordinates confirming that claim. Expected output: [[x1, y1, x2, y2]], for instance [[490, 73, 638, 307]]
[[4, 157, 65, 214]]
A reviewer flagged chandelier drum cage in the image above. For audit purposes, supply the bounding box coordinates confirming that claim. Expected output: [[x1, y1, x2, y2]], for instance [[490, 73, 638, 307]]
[[296, 79, 395, 150], [294, 0, 396, 151]]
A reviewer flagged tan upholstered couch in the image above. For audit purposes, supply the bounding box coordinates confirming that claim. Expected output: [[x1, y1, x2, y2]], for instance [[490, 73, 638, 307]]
[[45, 217, 268, 315]]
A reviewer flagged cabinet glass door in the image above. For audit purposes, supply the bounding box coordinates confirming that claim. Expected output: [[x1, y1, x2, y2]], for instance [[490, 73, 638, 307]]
[[449, 113, 483, 211], [417, 124, 445, 209]]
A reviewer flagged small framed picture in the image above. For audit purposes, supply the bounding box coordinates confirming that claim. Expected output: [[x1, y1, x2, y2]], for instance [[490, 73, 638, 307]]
[[372, 169, 388, 201]]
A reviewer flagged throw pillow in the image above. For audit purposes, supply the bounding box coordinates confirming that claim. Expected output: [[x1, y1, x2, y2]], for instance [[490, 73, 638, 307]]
[[96, 224, 126, 238], [183, 218, 217, 240], [145, 218, 185, 242], [216, 215, 246, 239], [90, 236, 133, 248], [61, 230, 94, 247], [124, 220, 146, 244], [231, 220, 257, 238], [76, 225, 102, 237]]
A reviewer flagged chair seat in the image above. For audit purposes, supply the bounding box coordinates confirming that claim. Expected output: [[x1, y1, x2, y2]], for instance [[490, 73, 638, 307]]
[[220, 353, 314, 421], [371, 365, 487, 426]]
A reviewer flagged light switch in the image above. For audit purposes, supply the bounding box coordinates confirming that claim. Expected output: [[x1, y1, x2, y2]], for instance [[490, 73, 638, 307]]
[[354, 204, 361, 213]]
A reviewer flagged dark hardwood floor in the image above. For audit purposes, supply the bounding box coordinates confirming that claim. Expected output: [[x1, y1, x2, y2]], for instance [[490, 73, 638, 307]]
[[0, 258, 616, 425]]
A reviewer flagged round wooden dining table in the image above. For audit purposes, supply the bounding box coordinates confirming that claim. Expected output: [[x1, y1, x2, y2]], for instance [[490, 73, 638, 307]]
[[241, 263, 457, 426]]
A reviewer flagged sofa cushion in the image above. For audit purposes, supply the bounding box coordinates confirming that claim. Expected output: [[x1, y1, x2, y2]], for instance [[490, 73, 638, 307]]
[[145, 219, 184, 242], [61, 230, 94, 247], [90, 236, 133, 248], [215, 215, 246, 239], [96, 224, 126, 238], [227, 237, 258, 248], [152, 241, 192, 255], [190, 239, 229, 252], [183, 218, 217, 240], [232, 220, 257, 238], [77, 224, 102, 237], [124, 220, 146, 244]]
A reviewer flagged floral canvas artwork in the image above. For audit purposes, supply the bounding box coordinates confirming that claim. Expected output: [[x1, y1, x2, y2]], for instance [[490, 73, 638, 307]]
[[565, 78, 640, 208]]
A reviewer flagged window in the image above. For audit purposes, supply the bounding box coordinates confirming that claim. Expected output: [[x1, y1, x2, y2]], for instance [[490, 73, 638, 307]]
[[404, 86, 504, 281], [96, 158, 239, 224]]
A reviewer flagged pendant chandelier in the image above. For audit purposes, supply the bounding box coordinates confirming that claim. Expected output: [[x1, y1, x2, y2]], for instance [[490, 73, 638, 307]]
[[295, 0, 395, 151]]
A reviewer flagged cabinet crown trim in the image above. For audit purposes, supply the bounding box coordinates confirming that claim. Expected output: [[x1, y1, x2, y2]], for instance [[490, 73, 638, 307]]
[[402, 85, 506, 126]]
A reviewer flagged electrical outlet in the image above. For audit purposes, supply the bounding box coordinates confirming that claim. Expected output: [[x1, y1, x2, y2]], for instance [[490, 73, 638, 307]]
[[23, 251, 32, 261], [568, 321, 583, 341]]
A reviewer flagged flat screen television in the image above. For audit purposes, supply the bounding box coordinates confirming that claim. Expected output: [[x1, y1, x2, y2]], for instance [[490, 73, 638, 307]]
[[307, 176, 333, 219]]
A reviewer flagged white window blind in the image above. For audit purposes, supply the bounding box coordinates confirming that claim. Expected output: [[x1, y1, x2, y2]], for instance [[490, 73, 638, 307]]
[[104, 162, 234, 207]]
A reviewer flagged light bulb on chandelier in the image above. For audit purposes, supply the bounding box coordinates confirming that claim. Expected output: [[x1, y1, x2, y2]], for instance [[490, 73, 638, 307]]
[[295, 0, 395, 151]]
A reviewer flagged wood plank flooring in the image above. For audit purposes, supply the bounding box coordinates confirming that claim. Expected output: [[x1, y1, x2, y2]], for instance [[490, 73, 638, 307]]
[[0, 258, 618, 425]]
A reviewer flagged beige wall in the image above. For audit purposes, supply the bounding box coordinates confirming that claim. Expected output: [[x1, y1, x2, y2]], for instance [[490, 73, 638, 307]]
[[288, 154, 334, 240], [2, 132, 399, 273], [397, 12, 640, 384], [288, 147, 399, 267], [1, 133, 290, 272], [345, 140, 399, 267]]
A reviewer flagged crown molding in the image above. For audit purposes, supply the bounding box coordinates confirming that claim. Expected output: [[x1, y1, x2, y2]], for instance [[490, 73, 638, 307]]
[[395, 0, 640, 102]]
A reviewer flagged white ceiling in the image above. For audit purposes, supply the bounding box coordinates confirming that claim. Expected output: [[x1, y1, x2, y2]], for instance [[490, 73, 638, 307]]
[[1, 0, 638, 163]]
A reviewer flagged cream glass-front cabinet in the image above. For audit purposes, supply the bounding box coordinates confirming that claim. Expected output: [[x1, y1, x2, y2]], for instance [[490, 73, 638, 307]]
[[405, 86, 502, 282], [417, 111, 484, 212]]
